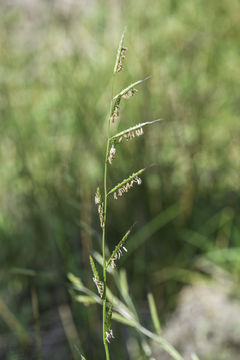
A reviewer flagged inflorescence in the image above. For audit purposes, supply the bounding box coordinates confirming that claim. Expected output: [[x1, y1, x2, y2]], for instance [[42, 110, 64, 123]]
[[113, 175, 142, 200]]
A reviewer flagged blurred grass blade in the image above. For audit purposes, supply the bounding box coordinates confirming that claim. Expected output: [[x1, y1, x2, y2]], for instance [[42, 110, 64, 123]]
[[74, 295, 98, 305], [119, 269, 139, 318], [124, 204, 179, 258], [112, 312, 135, 327], [58, 304, 80, 360], [154, 267, 207, 285], [67, 272, 84, 289], [191, 354, 200, 360], [134, 323, 184, 360], [112, 308, 184, 360], [147, 292, 162, 334], [0, 297, 30, 345]]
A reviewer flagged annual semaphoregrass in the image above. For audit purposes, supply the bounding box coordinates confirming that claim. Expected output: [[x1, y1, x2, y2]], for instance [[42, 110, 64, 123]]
[[68, 28, 186, 360], [1, 1, 240, 359]]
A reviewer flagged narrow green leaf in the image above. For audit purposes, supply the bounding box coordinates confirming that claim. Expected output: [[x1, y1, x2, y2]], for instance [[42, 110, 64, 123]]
[[89, 256, 99, 281], [107, 168, 145, 197], [112, 312, 135, 327], [107, 225, 134, 268], [113, 27, 127, 74], [124, 204, 179, 258], [119, 269, 129, 295], [111, 309, 184, 360], [67, 272, 84, 289], [111, 119, 162, 141], [147, 292, 162, 334], [74, 295, 97, 305], [134, 323, 184, 360]]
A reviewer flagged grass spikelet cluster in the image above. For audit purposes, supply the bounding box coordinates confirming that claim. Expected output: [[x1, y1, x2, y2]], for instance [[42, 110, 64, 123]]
[[113, 27, 127, 73], [107, 225, 133, 269], [89, 255, 104, 298], [107, 168, 145, 198]]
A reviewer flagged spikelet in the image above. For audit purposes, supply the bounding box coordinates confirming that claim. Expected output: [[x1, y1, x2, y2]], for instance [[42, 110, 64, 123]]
[[108, 145, 116, 165], [122, 127, 144, 141], [108, 168, 145, 198], [110, 97, 121, 123], [110, 105, 120, 123], [117, 47, 128, 73], [95, 187, 104, 228], [95, 187, 102, 205], [107, 169, 144, 200], [110, 77, 151, 124], [114, 27, 127, 74], [113, 176, 142, 200], [122, 88, 137, 99], [107, 225, 133, 269]]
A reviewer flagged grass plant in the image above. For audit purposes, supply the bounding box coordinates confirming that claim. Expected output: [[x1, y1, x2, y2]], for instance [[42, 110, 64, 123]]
[[69, 29, 184, 360]]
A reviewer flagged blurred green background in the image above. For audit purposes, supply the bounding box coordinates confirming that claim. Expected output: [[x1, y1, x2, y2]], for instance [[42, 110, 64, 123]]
[[1, 0, 240, 359]]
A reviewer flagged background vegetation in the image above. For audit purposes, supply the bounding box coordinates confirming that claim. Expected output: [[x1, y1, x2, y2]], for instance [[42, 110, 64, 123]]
[[1, 0, 240, 359]]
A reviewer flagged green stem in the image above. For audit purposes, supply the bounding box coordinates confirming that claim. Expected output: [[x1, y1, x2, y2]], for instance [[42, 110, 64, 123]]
[[102, 137, 110, 360], [102, 77, 114, 359]]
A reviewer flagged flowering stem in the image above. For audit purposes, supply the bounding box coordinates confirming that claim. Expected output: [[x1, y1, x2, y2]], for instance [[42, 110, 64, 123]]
[[102, 78, 114, 359], [102, 136, 110, 360]]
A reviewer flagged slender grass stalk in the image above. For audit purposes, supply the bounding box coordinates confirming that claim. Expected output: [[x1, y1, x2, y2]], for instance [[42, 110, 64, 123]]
[[101, 27, 127, 359], [102, 125, 111, 359], [100, 28, 156, 360], [73, 28, 183, 360]]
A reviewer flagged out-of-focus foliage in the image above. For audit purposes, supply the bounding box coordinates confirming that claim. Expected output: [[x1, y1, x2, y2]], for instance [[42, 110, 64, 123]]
[[0, 0, 240, 359]]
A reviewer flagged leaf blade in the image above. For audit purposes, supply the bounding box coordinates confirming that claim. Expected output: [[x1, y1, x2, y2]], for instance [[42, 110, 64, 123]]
[[147, 292, 162, 334]]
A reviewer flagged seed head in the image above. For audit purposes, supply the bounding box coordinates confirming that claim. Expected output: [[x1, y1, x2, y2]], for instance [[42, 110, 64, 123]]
[[110, 243, 128, 268], [98, 203, 104, 228], [108, 145, 116, 165], [110, 105, 120, 123], [106, 329, 114, 343], [93, 277, 104, 298], [122, 88, 137, 99], [117, 46, 128, 73], [135, 127, 144, 136], [113, 175, 142, 200], [95, 194, 100, 205]]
